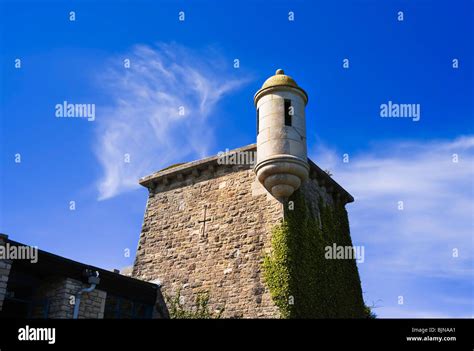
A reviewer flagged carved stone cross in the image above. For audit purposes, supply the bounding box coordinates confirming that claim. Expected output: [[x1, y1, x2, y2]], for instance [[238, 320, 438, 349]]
[[198, 205, 211, 238]]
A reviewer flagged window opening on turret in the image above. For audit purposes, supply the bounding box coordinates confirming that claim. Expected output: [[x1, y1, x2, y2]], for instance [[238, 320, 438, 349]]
[[284, 99, 292, 126]]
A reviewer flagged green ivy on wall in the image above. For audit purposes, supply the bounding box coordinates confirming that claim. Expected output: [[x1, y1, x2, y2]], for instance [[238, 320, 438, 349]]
[[262, 189, 368, 318], [165, 290, 224, 319]]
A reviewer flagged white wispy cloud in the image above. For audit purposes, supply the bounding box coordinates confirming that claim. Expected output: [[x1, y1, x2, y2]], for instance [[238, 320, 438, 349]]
[[310, 135, 474, 317], [94, 43, 248, 200]]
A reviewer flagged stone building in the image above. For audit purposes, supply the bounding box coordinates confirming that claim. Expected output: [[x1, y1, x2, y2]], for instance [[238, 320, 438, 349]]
[[0, 234, 167, 319], [132, 70, 365, 318]]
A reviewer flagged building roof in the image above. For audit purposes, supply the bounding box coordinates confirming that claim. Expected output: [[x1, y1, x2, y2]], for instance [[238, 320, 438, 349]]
[[139, 144, 354, 205], [254, 69, 308, 104], [1, 234, 160, 305], [262, 69, 299, 89]]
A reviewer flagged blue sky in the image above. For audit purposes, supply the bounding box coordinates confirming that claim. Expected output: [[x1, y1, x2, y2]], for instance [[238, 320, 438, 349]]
[[1, 0, 473, 318]]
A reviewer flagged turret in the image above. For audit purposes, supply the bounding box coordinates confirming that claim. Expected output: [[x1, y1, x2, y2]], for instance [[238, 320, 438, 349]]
[[254, 69, 309, 201]]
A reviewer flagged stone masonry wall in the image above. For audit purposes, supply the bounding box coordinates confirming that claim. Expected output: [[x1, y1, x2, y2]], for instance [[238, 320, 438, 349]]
[[32, 277, 107, 319], [132, 157, 343, 318], [300, 177, 335, 216], [133, 163, 284, 318]]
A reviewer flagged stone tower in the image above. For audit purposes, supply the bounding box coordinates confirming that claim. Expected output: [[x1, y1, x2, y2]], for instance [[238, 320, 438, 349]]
[[132, 70, 366, 318], [254, 69, 309, 201]]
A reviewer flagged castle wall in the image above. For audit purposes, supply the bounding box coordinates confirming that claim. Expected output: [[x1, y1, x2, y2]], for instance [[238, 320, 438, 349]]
[[132, 155, 346, 318], [133, 163, 284, 318]]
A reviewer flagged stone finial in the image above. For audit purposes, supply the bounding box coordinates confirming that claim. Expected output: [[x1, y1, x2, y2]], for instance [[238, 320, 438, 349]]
[[275, 69, 285, 75]]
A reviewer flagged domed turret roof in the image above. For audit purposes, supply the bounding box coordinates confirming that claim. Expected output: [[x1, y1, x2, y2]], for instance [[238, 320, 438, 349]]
[[255, 69, 308, 104], [261, 69, 298, 89]]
